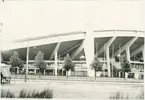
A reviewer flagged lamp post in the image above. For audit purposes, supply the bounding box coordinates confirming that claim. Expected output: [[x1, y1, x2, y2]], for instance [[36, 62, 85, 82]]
[[25, 42, 29, 82]]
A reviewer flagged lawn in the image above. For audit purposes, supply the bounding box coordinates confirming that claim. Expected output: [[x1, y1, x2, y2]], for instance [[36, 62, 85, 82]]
[[1, 79, 143, 99]]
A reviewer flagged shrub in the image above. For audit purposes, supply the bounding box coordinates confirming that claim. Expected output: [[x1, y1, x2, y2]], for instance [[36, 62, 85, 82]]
[[1, 88, 53, 99], [19, 88, 53, 98], [109, 90, 144, 100], [136, 89, 144, 99], [1, 89, 15, 98], [109, 91, 129, 99], [39, 88, 53, 98]]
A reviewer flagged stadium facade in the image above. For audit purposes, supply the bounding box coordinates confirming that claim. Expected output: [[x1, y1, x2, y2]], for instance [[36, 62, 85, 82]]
[[1, 30, 145, 78]]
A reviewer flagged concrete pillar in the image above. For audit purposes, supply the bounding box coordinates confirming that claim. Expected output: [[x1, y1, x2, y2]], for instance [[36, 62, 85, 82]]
[[84, 29, 94, 77], [34, 69, 36, 75], [68, 70, 71, 76], [125, 72, 128, 78], [54, 52, 58, 76], [44, 69, 46, 75], [143, 39, 145, 80], [126, 47, 130, 62], [119, 72, 121, 78], [106, 47, 111, 77], [17, 67, 19, 74], [134, 72, 139, 79], [0, 51, 1, 65]]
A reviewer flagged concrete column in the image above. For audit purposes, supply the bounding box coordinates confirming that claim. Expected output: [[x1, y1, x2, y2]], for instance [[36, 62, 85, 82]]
[[126, 47, 130, 62], [34, 69, 36, 75], [54, 52, 58, 76], [106, 47, 111, 77], [17, 67, 19, 74], [44, 69, 46, 75], [0, 50, 1, 65], [119, 72, 121, 78], [142, 48, 144, 65], [84, 29, 94, 77], [143, 40, 145, 81], [68, 70, 71, 76]]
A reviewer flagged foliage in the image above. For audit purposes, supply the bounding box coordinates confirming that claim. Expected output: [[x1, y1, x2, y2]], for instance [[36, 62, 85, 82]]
[[90, 56, 102, 78], [19, 88, 53, 98], [63, 54, 74, 72], [109, 91, 129, 99], [34, 52, 46, 76], [121, 55, 131, 73], [9, 52, 24, 74], [109, 89, 144, 100], [136, 88, 144, 99], [63, 54, 74, 78], [90, 56, 102, 72], [1, 89, 15, 98], [1, 88, 53, 98]]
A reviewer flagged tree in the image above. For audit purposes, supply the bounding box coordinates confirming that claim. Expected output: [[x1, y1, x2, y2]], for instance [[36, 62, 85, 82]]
[[90, 56, 102, 79], [63, 54, 74, 79], [121, 54, 131, 79], [9, 52, 24, 76], [34, 52, 46, 78]]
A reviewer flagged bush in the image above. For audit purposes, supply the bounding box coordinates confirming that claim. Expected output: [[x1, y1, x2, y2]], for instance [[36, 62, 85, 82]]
[[1, 88, 53, 99], [109, 89, 144, 99], [1, 89, 15, 98], [136, 89, 144, 99], [38, 88, 53, 98], [109, 91, 129, 99], [19, 88, 53, 98]]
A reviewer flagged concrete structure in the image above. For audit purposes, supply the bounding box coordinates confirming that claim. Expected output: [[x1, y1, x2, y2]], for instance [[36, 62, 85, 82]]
[[1, 30, 144, 78]]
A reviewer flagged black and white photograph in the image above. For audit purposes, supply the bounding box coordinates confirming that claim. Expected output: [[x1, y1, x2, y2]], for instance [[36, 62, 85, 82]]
[[0, 0, 144, 100]]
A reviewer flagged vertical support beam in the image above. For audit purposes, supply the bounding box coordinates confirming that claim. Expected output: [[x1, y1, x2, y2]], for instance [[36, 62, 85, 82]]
[[44, 69, 46, 75], [0, 50, 1, 65], [126, 47, 130, 62], [95, 42, 98, 57], [17, 67, 19, 74], [68, 70, 71, 76], [0, 52, 3, 62], [25, 42, 29, 82], [106, 47, 111, 77], [34, 69, 36, 75], [143, 38, 145, 71], [84, 29, 94, 77], [54, 52, 57, 76]]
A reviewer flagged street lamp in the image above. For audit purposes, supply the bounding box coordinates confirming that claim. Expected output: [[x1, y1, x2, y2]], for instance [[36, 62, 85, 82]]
[[25, 42, 29, 82]]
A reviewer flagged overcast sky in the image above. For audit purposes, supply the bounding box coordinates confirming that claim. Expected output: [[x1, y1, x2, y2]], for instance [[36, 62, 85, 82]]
[[0, 0, 145, 49]]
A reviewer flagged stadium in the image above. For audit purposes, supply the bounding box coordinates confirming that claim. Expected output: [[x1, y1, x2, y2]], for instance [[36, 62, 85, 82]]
[[1, 30, 144, 79], [0, 1, 145, 80]]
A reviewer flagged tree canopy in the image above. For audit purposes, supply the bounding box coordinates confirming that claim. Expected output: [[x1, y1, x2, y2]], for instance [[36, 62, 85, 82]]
[[90, 56, 102, 72], [121, 54, 131, 73], [34, 51, 46, 74], [63, 54, 74, 72], [9, 52, 24, 69]]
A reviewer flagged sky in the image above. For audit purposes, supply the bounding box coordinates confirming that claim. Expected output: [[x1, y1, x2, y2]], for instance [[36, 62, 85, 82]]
[[0, 0, 145, 50]]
